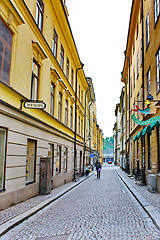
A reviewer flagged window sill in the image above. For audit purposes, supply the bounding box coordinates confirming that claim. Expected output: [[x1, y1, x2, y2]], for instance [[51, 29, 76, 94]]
[[26, 180, 36, 185], [0, 188, 5, 193]]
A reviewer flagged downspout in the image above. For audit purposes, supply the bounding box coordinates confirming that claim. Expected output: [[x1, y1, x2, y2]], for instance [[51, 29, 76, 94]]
[[141, 0, 146, 185], [83, 84, 90, 176]]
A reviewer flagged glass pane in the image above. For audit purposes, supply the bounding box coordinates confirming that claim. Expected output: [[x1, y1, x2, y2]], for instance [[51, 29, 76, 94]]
[[26, 139, 36, 183], [3, 47, 11, 84], [31, 76, 38, 100], [0, 128, 6, 190], [0, 18, 12, 46], [32, 62, 39, 76]]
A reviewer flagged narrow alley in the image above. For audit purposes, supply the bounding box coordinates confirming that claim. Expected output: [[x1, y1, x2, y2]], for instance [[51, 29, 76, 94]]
[[1, 166, 160, 240]]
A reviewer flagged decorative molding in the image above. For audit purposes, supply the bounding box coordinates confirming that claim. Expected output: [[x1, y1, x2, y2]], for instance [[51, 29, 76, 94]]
[[32, 41, 47, 63]]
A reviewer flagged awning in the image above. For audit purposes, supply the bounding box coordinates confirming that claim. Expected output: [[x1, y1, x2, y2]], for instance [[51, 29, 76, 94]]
[[133, 131, 142, 141], [141, 125, 151, 136], [133, 121, 160, 141], [150, 121, 160, 130]]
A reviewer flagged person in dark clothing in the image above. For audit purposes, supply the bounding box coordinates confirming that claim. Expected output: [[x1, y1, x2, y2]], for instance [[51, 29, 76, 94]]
[[96, 162, 102, 179]]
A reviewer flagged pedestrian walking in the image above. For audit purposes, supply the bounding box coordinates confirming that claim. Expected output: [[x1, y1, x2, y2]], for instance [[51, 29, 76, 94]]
[[96, 162, 102, 179], [85, 163, 89, 176]]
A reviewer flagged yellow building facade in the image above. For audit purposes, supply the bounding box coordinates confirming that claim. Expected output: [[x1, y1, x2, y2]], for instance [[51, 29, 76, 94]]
[[0, 0, 99, 209], [122, 0, 160, 191]]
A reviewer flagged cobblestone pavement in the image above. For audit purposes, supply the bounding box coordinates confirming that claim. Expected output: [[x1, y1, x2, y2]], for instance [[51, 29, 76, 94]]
[[1, 166, 160, 240], [0, 177, 85, 226], [116, 168, 160, 213]]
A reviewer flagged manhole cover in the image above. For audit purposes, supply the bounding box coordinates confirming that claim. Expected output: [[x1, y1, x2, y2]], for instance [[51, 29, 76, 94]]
[[35, 234, 69, 240]]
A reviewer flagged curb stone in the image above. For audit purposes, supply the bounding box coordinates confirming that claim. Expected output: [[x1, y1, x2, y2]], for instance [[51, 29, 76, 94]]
[[0, 172, 95, 237], [115, 169, 160, 230]]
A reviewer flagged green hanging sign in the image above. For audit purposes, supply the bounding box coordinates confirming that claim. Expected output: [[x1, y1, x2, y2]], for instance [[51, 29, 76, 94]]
[[131, 114, 160, 125]]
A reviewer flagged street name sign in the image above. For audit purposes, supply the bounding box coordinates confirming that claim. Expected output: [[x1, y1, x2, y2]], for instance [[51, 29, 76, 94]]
[[24, 101, 46, 109]]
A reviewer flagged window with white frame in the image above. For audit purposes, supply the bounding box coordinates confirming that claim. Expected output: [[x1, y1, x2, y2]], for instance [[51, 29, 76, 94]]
[[137, 51, 139, 78], [71, 68, 74, 88], [26, 139, 37, 184], [56, 145, 61, 174], [0, 128, 7, 190], [63, 147, 67, 172], [31, 60, 39, 100], [147, 68, 151, 96], [58, 92, 62, 121], [70, 106, 73, 129], [65, 100, 68, 126], [60, 45, 64, 70], [50, 82, 55, 116], [146, 12, 149, 49], [36, 0, 44, 31], [53, 29, 58, 58], [66, 58, 69, 80], [154, 0, 160, 24], [156, 49, 160, 92]]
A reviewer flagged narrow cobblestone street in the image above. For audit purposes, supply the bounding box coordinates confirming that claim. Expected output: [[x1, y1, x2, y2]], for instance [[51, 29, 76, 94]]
[[1, 166, 160, 240]]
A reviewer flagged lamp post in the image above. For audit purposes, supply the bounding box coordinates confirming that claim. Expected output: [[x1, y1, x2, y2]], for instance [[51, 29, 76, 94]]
[[73, 63, 84, 181]]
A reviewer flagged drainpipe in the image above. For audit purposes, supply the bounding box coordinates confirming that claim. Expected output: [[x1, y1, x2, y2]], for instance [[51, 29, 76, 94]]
[[83, 84, 90, 176]]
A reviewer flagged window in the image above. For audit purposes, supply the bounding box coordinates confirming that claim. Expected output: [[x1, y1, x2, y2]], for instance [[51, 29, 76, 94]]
[[79, 85, 80, 99], [26, 139, 37, 184], [0, 128, 7, 191], [140, 38, 143, 66], [136, 23, 139, 39], [48, 144, 54, 176], [0, 18, 12, 85], [50, 83, 55, 116], [66, 58, 69, 80], [60, 45, 64, 70], [154, 0, 160, 24], [146, 12, 149, 49], [36, 0, 44, 31], [81, 90, 83, 104], [137, 140, 139, 160], [58, 92, 62, 121], [65, 100, 68, 126], [53, 29, 58, 58], [133, 66, 135, 89], [137, 51, 139, 78], [81, 119, 83, 137], [63, 147, 67, 172], [70, 106, 73, 129], [31, 60, 39, 100], [130, 77, 132, 97], [148, 133, 151, 170], [71, 68, 74, 88], [147, 69, 151, 96], [78, 116, 80, 135], [56, 145, 61, 174], [156, 49, 160, 92]]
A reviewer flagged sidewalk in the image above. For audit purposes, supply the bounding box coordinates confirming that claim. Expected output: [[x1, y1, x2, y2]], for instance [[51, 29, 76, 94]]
[[116, 168, 160, 230], [0, 172, 95, 237]]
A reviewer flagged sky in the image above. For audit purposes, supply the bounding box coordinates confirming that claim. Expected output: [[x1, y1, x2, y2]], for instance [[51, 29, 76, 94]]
[[67, 0, 133, 138]]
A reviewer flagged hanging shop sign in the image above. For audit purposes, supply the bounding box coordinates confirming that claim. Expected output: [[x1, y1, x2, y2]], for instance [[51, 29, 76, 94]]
[[20, 100, 46, 110], [24, 101, 46, 109], [131, 114, 160, 125]]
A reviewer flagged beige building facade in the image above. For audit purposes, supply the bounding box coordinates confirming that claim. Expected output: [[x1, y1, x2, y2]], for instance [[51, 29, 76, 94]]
[[0, 0, 102, 209], [121, 0, 160, 191]]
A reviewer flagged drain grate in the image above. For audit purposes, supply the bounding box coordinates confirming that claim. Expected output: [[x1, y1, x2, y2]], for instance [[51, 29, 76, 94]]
[[35, 234, 69, 240]]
